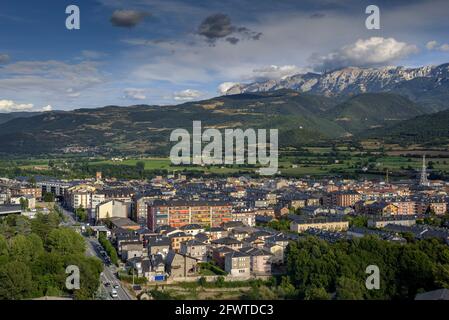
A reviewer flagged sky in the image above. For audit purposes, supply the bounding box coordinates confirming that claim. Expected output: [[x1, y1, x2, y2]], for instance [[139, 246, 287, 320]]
[[0, 0, 449, 112]]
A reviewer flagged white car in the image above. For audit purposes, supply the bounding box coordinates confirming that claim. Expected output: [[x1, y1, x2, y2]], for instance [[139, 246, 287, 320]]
[[111, 289, 118, 298]]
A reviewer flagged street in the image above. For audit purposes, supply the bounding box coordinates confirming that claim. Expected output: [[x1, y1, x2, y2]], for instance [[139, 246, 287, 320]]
[[57, 203, 134, 300]]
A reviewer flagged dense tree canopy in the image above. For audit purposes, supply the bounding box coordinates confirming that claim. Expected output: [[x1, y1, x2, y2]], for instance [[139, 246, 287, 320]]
[[285, 236, 449, 300], [0, 213, 102, 300]]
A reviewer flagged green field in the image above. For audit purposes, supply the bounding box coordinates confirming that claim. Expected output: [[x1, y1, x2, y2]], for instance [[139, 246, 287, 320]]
[[2, 144, 449, 179]]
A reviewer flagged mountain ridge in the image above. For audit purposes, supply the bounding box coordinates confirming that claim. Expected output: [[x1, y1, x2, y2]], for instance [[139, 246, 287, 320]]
[[0, 91, 436, 155], [225, 63, 449, 112]]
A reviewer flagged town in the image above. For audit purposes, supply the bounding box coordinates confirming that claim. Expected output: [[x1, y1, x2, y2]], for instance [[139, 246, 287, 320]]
[[1, 155, 448, 300]]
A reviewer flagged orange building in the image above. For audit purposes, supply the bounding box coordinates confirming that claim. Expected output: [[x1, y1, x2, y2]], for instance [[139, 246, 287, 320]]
[[323, 191, 361, 207], [148, 200, 232, 231]]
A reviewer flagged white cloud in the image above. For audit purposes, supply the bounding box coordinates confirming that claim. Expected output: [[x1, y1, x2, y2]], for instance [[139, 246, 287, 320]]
[[0, 60, 105, 109], [311, 37, 419, 71], [173, 89, 202, 101], [440, 44, 449, 52], [425, 40, 449, 52], [124, 88, 147, 100], [217, 82, 239, 94], [81, 50, 107, 60], [42, 105, 52, 112], [250, 65, 308, 81], [0, 99, 34, 112], [426, 40, 438, 50]]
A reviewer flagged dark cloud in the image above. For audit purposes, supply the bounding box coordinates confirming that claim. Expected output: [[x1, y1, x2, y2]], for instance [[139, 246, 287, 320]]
[[0, 54, 10, 64], [110, 9, 150, 28], [310, 12, 325, 19], [198, 14, 235, 40], [198, 13, 262, 44], [226, 37, 240, 45]]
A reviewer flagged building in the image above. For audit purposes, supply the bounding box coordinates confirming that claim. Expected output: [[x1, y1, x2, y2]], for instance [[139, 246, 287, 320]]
[[264, 243, 284, 265], [208, 227, 228, 240], [210, 237, 243, 250], [180, 240, 208, 262], [147, 200, 232, 231], [231, 209, 256, 227], [290, 216, 349, 233], [96, 200, 130, 221], [429, 201, 447, 215], [120, 241, 144, 261], [392, 200, 417, 215], [169, 232, 194, 252], [147, 236, 171, 257], [134, 194, 160, 225], [10, 195, 36, 209], [240, 247, 272, 275], [65, 184, 96, 210], [367, 215, 418, 228], [38, 180, 71, 198], [0, 204, 22, 216], [128, 255, 166, 281], [109, 217, 141, 231], [10, 185, 42, 200], [179, 224, 205, 236], [224, 250, 251, 277], [356, 201, 399, 216], [165, 252, 198, 278], [323, 191, 361, 207]]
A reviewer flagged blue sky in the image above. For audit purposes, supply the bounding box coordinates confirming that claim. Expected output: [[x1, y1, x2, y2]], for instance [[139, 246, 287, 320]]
[[1, 0, 449, 111]]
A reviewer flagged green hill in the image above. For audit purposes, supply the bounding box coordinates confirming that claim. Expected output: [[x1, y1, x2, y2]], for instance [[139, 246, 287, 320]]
[[0, 90, 442, 155], [361, 109, 449, 146], [0, 91, 347, 155], [326, 93, 424, 133], [0, 112, 41, 124]]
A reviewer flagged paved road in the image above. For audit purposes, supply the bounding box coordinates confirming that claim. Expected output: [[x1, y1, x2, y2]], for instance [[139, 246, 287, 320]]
[[57, 203, 134, 300]]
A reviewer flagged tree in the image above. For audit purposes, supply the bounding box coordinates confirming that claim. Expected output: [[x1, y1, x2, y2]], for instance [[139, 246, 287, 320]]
[[198, 276, 207, 287], [43, 192, 55, 203], [20, 197, 29, 211], [29, 176, 37, 187], [31, 211, 61, 241], [277, 276, 297, 298], [215, 276, 225, 287], [11, 233, 46, 265], [0, 235, 8, 265], [304, 287, 330, 300], [136, 161, 145, 178], [75, 206, 88, 222], [432, 264, 449, 289], [0, 261, 35, 299], [64, 254, 103, 300], [47, 228, 86, 255], [98, 234, 118, 265], [335, 276, 365, 300]]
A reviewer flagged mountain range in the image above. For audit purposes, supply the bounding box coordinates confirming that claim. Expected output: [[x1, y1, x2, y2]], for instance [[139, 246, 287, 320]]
[[225, 63, 449, 112], [0, 63, 448, 156]]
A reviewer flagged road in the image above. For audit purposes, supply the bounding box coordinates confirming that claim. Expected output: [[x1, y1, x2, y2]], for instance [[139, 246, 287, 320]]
[[57, 203, 134, 300]]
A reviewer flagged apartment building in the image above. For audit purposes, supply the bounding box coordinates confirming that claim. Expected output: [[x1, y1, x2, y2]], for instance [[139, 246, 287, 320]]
[[224, 250, 251, 277], [290, 216, 349, 233], [323, 191, 361, 207], [147, 200, 232, 231]]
